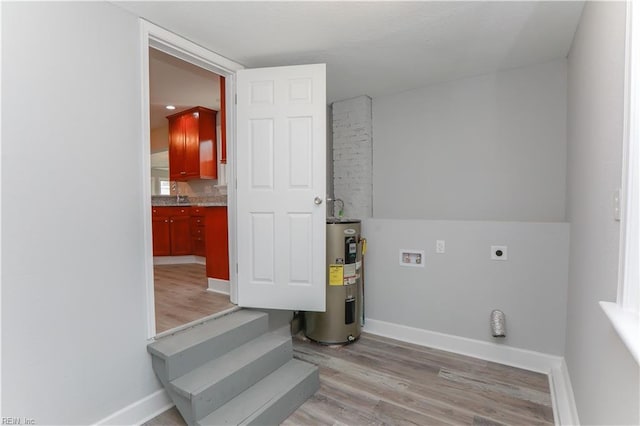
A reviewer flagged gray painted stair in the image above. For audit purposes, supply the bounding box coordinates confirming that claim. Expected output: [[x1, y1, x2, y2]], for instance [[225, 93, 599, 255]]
[[197, 359, 319, 426], [148, 309, 319, 426], [148, 310, 269, 383]]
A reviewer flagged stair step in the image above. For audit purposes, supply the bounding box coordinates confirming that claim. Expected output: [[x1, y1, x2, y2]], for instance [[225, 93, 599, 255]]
[[171, 332, 293, 422], [148, 310, 268, 382], [196, 359, 319, 426]]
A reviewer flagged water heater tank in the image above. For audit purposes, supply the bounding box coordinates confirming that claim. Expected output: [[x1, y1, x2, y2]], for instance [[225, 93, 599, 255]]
[[304, 219, 362, 344]]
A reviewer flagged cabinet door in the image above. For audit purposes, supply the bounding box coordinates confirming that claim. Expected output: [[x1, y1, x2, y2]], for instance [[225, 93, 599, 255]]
[[168, 115, 186, 180], [198, 108, 217, 179], [205, 207, 229, 280], [192, 236, 206, 257], [152, 216, 171, 256], [170, 215, 192, 255], [183, 111, 200, 178]]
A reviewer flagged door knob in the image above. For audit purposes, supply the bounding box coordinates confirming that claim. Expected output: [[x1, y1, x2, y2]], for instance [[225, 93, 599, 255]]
[[314, 197, 323, 205]]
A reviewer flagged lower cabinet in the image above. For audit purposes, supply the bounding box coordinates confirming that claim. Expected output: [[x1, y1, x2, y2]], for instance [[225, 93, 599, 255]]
[[190, 207, 206, 257], [151, 205, 229, 281], [152, 207, 192, 256], [152, 214, 171, 256], [205, 206, 229, 280]]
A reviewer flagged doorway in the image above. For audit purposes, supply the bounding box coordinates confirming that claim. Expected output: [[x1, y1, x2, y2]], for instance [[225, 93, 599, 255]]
[[145, 38, 238, 336]]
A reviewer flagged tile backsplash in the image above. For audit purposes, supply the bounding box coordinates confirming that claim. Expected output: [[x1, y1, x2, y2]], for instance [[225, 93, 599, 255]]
[[174, 179, 227, 197]]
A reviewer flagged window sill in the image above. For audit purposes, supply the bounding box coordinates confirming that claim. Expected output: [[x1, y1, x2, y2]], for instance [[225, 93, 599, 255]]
[[600, 301, 640, 364]]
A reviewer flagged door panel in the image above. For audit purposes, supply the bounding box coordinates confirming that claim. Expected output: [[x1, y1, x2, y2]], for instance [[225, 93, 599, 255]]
[[237, 64, 326, 311]]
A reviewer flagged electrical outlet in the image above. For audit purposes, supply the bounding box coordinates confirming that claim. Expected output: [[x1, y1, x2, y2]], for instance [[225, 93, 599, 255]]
[[399, 249, 425, 267], [436, 240, 445, 254], [491, 245, 508, 261]]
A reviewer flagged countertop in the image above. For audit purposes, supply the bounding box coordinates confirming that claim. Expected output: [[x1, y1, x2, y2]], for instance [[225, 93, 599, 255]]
[[151, 195, 227, 207]]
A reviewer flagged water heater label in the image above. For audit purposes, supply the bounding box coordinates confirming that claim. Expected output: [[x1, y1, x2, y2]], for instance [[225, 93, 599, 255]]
[[329, 264, 344, 286], [343, 264, 356, 279]]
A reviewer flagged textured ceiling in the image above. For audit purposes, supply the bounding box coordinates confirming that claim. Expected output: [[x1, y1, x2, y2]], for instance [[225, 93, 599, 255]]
[[119, 1, 584, 104]]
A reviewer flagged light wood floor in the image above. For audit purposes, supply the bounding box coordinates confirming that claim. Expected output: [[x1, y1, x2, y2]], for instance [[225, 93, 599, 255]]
[[154, 263, 235, 334], [146, 332, 553, 426]]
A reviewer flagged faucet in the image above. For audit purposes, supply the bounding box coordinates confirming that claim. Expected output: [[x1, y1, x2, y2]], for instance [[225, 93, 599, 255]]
[[171, 181, 180, 204], [326, 197, 344, 218]]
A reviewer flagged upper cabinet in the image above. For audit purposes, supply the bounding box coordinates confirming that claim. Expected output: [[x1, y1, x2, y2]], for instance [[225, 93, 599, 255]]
[[168, 106, 217, 180]]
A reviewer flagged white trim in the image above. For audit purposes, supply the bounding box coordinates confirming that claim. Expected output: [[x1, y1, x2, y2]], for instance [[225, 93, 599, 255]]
[[152, 255, 205, 265], [363, 318, 559, 373], [140, 20, 156, 340], [550, 359, 581, 426], [363, 318, 579, 425], [139, 19, 243, 339], [619, 0, 640, 313], [207, 278, 230, 295], [93, 389, 173, 426], [0, 1, 4, 415], [600, 301, 640, 364]]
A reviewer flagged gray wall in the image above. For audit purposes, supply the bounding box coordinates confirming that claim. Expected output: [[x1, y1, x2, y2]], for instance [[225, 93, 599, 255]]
[[363, 219, 570, 355], [372, 59, 567, 222], [2, 3, 162, 424], [363, 59, 571, 356], [565, 2, 640, 424]]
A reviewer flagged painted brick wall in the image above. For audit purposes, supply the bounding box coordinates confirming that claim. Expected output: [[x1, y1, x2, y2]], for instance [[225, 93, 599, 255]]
[[332, 95, 373, 219]]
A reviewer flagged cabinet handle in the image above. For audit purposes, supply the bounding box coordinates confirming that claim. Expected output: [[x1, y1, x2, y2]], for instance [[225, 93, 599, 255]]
[[165, 220, 168, 223], [180, 171, 186, 175]]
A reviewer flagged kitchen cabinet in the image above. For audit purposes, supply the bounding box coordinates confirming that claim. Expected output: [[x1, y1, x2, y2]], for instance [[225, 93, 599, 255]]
[[190, 206, 206, 257], [152, 211, 171, 256], [152, 207, 192, 256], [205, 206, 229, 280], [167, 106, 217, 181]]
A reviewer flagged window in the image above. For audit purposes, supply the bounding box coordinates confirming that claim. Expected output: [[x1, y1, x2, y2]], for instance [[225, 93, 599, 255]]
[[160, 179, 171, 195], [600, 1, 640, 365]]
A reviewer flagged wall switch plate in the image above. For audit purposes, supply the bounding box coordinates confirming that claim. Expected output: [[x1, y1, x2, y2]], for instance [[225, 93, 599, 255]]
[[436, 240, 445, 254], [491, 245, 508, 260], [399, 249, 425, 267]]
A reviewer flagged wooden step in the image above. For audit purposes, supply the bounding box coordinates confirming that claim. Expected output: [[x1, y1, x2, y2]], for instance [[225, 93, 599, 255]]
[[148, 310, 268, 383], [196, 359, 319, 426], [170, 332, 293, 423]]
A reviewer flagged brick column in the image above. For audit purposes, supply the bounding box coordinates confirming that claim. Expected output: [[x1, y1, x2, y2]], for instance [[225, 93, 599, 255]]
[[331, 96, 373, 219]]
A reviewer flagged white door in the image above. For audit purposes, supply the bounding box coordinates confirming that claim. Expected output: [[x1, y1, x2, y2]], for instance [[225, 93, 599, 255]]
[[236, 64, 326, 311]]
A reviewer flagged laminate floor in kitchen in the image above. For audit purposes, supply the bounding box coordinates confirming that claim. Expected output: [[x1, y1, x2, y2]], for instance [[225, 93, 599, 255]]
[[145, 332, 554, 426], [154, 263, 234, 334]]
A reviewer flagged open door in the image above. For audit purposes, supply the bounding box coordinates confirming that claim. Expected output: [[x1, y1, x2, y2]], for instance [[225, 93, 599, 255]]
[[236, 64, 326, 311]]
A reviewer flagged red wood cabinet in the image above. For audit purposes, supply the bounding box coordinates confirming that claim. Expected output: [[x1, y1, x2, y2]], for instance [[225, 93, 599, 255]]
[[167, 107, 217, 181], [169, 214, 192, 255], [205, 207, 229, 280], [190, 207, 206, 257], [152, 212, 171, 256], [151, 207, 192, 256]]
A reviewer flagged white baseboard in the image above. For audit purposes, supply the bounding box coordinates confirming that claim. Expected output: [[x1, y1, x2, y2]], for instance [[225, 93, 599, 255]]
[[363, 318, 579, 425], [207, 278, 230, 295], [94, 388, 173, 426], [153, 255, 205, 265], [549, 359, 580, 426]]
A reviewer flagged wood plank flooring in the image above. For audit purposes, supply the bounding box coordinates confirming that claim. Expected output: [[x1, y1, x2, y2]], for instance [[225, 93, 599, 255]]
[[145, 331, 553, 426], [286, 333, 553, 426], [154, 263, 235, 333]]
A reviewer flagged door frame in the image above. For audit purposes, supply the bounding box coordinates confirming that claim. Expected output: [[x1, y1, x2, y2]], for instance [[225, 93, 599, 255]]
[[139, 20, 243, 338]]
